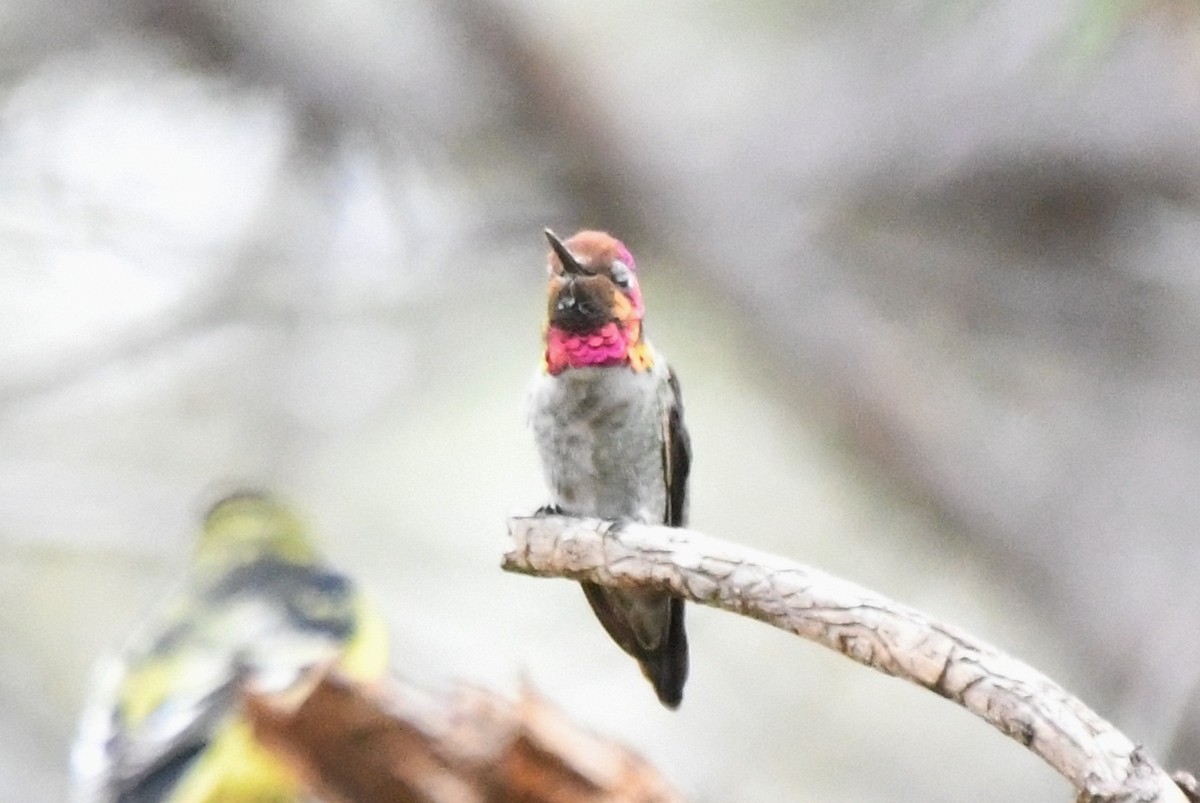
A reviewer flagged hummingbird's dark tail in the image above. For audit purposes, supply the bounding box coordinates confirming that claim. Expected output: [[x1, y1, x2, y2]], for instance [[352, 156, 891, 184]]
[[581, 583, 690, 709], [640, 596, 688, 709]]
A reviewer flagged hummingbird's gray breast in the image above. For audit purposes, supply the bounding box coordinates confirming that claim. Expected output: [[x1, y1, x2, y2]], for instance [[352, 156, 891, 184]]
[[528, 360, 669, 523]]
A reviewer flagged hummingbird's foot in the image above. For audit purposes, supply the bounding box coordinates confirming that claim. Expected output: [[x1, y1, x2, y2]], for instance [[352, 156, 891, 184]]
[[534, 503, 564, 516]]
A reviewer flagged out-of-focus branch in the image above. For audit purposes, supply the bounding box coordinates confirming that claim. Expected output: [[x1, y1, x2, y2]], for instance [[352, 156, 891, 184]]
[[503, 514, 1192, 803], [244, 669, 684, 803], [1173, 771, 1199, 802]]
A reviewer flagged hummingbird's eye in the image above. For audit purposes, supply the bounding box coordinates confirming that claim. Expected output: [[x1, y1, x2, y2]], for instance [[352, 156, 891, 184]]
[[610, 261, 633, 288]]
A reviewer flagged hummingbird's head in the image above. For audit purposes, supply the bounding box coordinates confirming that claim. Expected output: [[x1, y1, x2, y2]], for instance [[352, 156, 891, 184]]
[[541, 228, 652, 375]]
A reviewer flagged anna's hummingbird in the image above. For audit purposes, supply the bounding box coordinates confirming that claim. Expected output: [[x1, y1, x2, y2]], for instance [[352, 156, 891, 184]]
[[527, 228, 691, 708]]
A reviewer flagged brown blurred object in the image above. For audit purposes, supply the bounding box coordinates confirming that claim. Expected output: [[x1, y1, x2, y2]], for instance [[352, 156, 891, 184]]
[[244, 670, 686, 803]]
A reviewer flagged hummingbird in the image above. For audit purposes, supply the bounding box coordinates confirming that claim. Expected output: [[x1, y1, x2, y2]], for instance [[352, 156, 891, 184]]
[[527, 228, 691, 708]]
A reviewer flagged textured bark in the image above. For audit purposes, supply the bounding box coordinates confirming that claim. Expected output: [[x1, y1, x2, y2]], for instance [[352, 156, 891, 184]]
[[504, 514, 1191, 803], [244, 670, 685, 803]]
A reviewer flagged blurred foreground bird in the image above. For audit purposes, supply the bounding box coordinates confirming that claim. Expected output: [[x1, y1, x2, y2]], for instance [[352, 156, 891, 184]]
[[527, 229, 692, 708], [71, 492, 389, 802]]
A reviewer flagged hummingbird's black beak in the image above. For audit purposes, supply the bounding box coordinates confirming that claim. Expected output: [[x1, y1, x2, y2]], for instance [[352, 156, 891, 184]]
[[544, 228, 586, 277]]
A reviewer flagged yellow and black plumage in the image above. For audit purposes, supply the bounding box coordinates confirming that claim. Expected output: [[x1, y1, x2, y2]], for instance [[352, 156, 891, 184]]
[[71, 492, 388, 802]]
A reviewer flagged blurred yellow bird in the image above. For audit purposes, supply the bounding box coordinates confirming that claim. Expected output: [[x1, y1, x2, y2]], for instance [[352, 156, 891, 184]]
[[71, 492, 389, 802]]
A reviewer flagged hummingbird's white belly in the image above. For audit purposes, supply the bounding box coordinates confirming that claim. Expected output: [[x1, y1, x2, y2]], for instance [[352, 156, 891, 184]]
[[527, 362, 668, 524]]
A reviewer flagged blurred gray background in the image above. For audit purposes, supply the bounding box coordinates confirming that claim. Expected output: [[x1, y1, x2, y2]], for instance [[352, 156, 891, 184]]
[[2, 1, 1198, 801]]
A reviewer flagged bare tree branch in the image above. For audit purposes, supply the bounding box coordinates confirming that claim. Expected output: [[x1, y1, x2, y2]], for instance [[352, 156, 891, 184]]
[[503, 514, 1192, 803]]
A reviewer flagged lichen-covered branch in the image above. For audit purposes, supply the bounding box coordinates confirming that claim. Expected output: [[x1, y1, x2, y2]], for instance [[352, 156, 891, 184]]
[[503, 514, 1190, 803], [244, 669, 685, 803]]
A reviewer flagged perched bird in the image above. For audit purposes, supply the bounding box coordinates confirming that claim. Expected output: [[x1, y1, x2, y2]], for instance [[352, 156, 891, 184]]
[[527, 228, 692, 708], [71, 492, 389, 803]]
